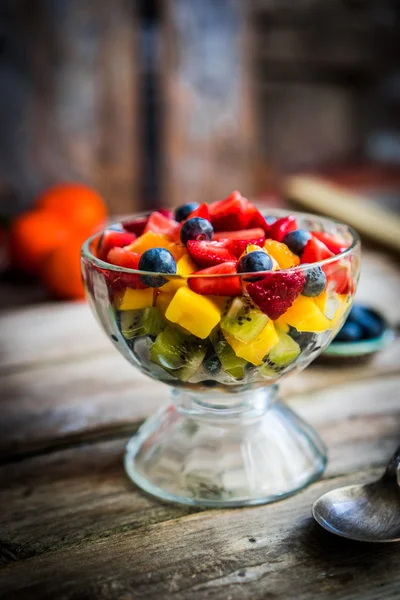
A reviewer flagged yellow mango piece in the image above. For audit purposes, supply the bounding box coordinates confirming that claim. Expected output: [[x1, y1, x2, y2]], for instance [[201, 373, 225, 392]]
[[155, 291, 175, 319], [165, 287, 222, 339], [115, 287, 154, 311], [275, 295, 330, 333], [127, 232, 185, 261], [224, 320, 279, 366], [264, 239, 300, 269], [162, 253, 197, 294], [329, 294, 348, 328], [314, 290, 327, 313]]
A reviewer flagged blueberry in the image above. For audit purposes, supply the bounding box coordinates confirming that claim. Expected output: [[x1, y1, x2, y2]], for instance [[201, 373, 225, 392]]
[[174, 202, 199, 222], [348, 304, 385, 339], [282, 229, 311, 256], [302, 267, 326, 297], [335, 321, 363, 343], [237, 251, 273, 281], [139, 248, 176, 287], [180, 217, 213, 244], [203, 352, 222, 376]]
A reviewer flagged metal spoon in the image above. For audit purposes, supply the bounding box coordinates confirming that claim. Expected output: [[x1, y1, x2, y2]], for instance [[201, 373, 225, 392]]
[[312, 445, 400, 542]]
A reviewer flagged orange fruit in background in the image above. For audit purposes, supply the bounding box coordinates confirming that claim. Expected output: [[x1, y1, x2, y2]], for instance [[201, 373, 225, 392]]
[[36, 183, 107, 235], [10, 209, 73, 274], [40, 236, 85, 300]]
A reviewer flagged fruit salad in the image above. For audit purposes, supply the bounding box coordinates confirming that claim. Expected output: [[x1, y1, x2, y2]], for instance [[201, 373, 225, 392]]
[[82, 191, 358, 390]]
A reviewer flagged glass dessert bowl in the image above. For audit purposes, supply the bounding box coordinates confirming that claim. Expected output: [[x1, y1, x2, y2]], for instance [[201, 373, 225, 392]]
[[81, 200, 360, 508]]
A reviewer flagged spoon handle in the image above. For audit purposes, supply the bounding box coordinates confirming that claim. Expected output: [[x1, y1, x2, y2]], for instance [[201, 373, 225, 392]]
[[382, 445, 400, 483]]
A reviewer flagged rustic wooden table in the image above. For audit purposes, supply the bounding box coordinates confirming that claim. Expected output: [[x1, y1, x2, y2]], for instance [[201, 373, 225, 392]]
[[0, 249, 399, 600]]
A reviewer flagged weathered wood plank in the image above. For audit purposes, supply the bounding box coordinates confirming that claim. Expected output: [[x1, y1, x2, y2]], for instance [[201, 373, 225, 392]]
[[0, 462, 398, 600], [0, 438, 196, 564], [0, 375, 397, 563]]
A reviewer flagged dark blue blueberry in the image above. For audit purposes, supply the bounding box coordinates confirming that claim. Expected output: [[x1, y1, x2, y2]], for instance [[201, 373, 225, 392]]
[[139, 248, 176, 287], [265, 216, 277, 225], [237, 251, 273, 282], [335, 321, 363, 343], [203, 352, 222, 376], [180, 217, 214, 244], [302, 267, 326, 297], [174, 202, 199, 222], [282, 229, 311, 256], [348, 304, 385, 339]]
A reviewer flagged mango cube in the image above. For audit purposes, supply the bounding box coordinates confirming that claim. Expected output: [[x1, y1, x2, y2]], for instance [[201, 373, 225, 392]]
[[127, 232, 185, 261], [224, 320, 279, 366], [116, 288, 154, 311], [275, 295, 330, 333], [264, 239, 300, 269], [165, 287, 222, 338], [162, 253, 197, 294]]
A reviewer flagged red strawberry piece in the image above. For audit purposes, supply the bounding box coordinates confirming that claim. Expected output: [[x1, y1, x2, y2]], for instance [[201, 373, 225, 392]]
[[97, 230, 136, 262], [158, 208, 174, 219], [246, 206, 272, 235], [269, 216, 297, 242], [209, 191, 252, 231], [188, 262, 242, 296], [186, 202, 210, 221], [301, 237, 334, 264], [324, 261, 353, 295], [106, 247, 147, 289], [247, 271, 305, 320], [311, 231, 349, 255], [143, 211, 180, 238], [213, 227, 265, 242], [186, 240, 236, 268], [123, 216, 148, 236]]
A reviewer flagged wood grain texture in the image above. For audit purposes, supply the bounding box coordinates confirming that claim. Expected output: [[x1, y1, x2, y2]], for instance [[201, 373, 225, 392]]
[[0, 0, 139, 214], [0, 464, 398, 600], [162, 0, 256, 207]]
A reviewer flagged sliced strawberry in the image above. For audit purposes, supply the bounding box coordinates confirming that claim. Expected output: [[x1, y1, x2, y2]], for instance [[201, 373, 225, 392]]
[[106, 247, 147, 289], [97, 230, 136, 262], [143, 211, 180, 238], [186, 202, 210, 221], [123, 216, 148, 236], [246, 206, 271, 235], [247, 271, 305, 320], [188, 262, 242, 296], [301, 237, 334, 264], [158, 208, 174, 219], [213, 227, 265, 242], [209, 191, 252, 231], [324, 261, 353, 295], [269, 216, 297, 242], [186, 240, 236, 268], [311, 231, 349, 255]]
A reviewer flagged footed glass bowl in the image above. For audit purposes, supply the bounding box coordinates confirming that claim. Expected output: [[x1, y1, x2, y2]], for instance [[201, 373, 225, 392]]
[[81, 211, 360, 507]]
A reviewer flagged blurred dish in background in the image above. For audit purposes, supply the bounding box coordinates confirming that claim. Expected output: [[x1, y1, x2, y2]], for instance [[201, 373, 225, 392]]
[[323, 303, 396, 359]]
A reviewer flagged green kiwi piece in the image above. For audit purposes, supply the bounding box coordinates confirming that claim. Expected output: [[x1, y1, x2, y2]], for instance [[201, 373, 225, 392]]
[[211, 329, 246, 380], [221, 296, 269, 342], [150, 326, 207, 380], [260, 330, 301, 376], [119, 307, 165, 340]]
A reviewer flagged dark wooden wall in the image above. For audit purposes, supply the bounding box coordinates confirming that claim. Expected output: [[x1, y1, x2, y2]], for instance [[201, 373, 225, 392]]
[[0, 0, 139, 215], [0, 0, 399, 215]]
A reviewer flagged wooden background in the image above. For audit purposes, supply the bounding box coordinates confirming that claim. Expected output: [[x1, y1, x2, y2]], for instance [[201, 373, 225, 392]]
[[0, 0, 399, 214]]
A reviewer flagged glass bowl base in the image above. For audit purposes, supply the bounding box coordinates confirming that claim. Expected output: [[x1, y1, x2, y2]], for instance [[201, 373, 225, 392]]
[[124, 388, 327, 508]]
